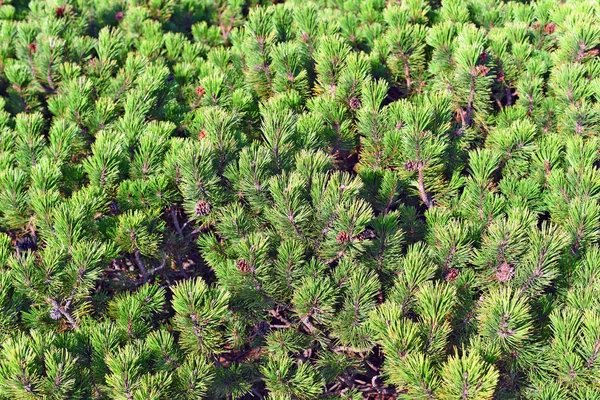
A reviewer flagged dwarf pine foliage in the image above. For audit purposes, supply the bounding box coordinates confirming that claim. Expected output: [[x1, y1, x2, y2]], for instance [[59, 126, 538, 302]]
[[0, 0, 599, 398]]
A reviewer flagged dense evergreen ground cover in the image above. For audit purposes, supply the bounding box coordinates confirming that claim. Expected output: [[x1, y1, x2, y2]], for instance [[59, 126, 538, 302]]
[[0, 0, 599, 398]]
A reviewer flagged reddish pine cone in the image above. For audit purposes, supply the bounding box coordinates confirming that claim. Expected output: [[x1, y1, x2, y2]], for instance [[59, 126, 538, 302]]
[[473, 65, 490, 76], [496, 262, 514, 282], [195, 200, 211, 216], [445, 268, 460, 283], [195, 86, 206, 98], [55, 5, 66, 18], [544, 23, 556, 35], [237, 259, 251, 273], [115, 11, 124, 21], [336, 231, 351, 244]]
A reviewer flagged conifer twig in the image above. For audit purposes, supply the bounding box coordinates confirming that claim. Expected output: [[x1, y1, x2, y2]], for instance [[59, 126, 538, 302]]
[[48, 298, 78, 328], [417, 165, 434, 208], [170, 206, 183, 236], [133, 249, 149, 282]]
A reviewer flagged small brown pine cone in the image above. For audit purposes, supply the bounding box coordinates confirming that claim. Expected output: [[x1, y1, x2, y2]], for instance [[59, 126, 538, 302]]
[[198, 129, 206, 140], [115, 11, 124, 21], [237, 259, 251, 273], [496, 262, 515, 282], [349, 97, 361, 110], [445, 268, 460, 283], [195, 200, 211, 216], [195, 85, 206, 98], [28, 43, 37, 53], [403, 160, 417, 172], [479, 51, 488, 63], [336, 231, 351, 244], [473, 65, 490, 76]]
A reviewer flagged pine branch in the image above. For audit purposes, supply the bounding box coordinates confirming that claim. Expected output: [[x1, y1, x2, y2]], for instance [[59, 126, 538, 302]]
[[417, 165, 434, 208], [133, 249, 149, 282], [170, 206, 183, 236], [48, 297, 78, 328]]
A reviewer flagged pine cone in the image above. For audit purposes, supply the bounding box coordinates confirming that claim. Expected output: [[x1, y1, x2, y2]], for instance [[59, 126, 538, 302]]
[[55, 5, 65, 18], [473, 65, 490, 76], [336, 231, 351, 244], [115, 11, 124, 21], [198, 129, 206, 140], [237, 259, 251, 273], [349, 97, 361, 110], [544, 23, 556, 35], [195, 200, 211, 216], [195, 85, 206, 98], [496, 262, 514, 282], [445, 268, 460, 283], [403, 160, 417, 172], [28, 43, 37, 53]]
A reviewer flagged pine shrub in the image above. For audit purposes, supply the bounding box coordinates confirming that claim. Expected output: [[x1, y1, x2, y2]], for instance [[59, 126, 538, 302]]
[[0, 0, 599, 398]]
